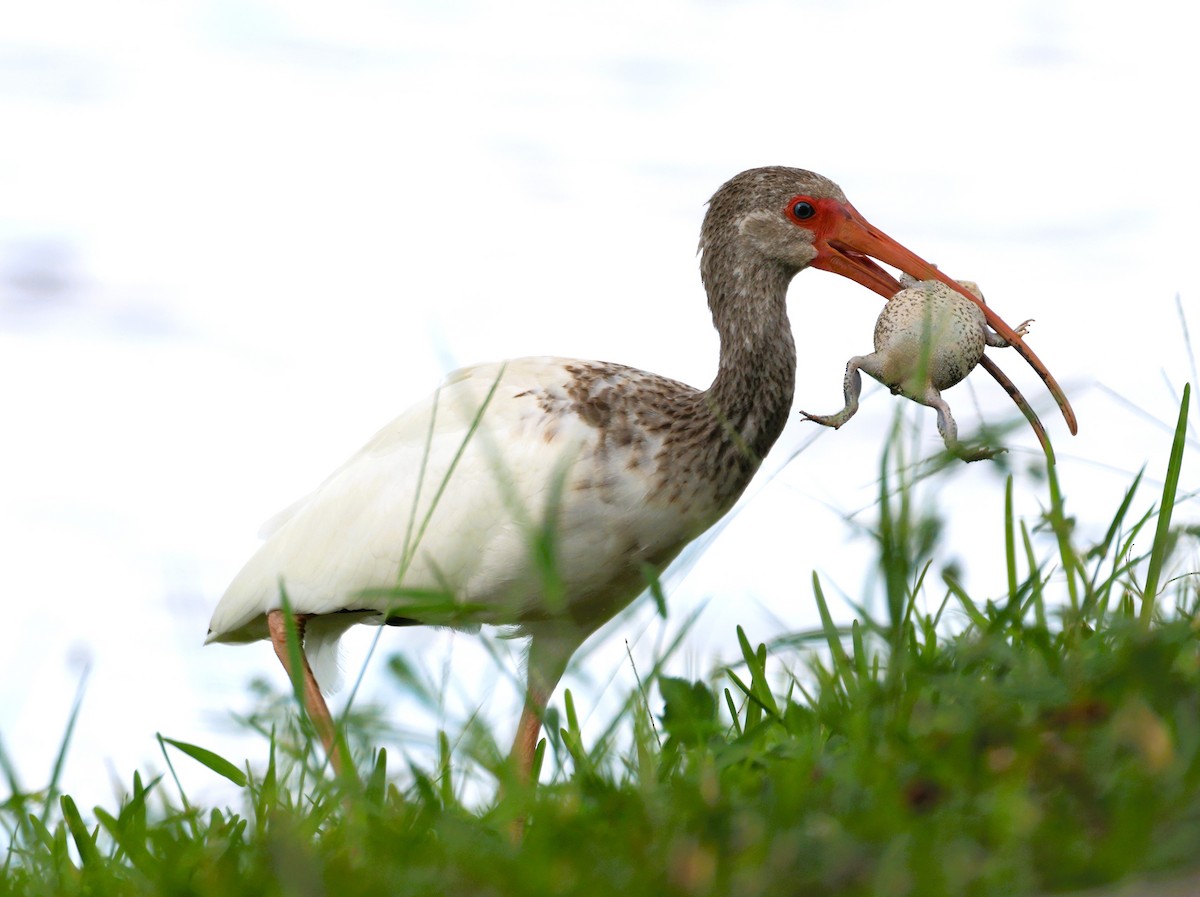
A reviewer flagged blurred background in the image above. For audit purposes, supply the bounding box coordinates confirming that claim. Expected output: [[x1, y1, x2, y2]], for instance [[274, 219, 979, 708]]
[[2, 0, 1197, 810]]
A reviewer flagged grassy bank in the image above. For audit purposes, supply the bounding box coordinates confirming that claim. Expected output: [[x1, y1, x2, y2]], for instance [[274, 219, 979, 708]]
[[2, 388, 1198, 897]]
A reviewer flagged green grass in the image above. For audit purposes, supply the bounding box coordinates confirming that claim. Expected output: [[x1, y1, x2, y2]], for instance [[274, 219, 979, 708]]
[[2, 387, 1199, 897]]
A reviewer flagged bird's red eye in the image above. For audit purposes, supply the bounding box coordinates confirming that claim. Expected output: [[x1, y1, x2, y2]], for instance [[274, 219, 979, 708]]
[[786, 196, 821, 224]]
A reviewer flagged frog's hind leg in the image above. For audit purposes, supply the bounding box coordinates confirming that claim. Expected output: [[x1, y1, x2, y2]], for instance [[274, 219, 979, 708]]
[[922, 386, 1003, 462], [801, 354, 876, 429]]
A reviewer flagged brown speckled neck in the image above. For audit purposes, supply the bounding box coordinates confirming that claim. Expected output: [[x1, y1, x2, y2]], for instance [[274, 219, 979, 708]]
[[683, 167, 836, 508], [690, 236, 797, 509], [705, 244, 797, 446]]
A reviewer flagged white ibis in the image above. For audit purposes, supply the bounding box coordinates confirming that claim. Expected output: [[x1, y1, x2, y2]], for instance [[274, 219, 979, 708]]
[[801, 275, 1036, 461], [206, 167, 1076, 782]]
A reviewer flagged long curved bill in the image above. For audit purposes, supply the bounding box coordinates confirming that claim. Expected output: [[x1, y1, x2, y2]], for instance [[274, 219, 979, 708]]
[[811, 201, 1078, 443]]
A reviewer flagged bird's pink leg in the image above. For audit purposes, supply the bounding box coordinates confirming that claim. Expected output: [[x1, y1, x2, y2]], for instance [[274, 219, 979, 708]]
[[505, 630, 579, 840], [509, 629, 580, 783], [511, 683, 552, 787], [505, 669, 555, 843], [267, 609, 344, 775]]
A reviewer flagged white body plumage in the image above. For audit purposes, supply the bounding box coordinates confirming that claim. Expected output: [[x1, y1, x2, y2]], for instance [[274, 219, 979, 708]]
[[207, 357, 710, 687]]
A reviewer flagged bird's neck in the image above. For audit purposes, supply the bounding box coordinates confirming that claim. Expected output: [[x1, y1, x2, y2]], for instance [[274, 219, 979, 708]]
[[698, 248, 797, 496]]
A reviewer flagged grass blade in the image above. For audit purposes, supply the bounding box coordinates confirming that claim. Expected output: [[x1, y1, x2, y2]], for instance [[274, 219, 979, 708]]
[[159, 737, 248, 787], [1004, 475, 1018, 612], [811, 573, 852, 675], [1140, 383, 1191, 625], [59, 795, 99, 869], [1045, 460, 1081, 612], [39, 666, 89, 827]]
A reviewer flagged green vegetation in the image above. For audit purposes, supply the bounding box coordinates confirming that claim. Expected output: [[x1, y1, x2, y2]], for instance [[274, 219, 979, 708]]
[[2, 387, 1198, 897]]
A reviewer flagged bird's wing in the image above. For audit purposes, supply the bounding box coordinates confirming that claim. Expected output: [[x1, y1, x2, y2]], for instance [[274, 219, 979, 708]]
[[207, 358, 611, 643]]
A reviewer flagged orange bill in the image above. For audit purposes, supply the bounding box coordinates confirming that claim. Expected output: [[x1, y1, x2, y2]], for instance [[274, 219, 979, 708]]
[[810, 200, 1078, 443]]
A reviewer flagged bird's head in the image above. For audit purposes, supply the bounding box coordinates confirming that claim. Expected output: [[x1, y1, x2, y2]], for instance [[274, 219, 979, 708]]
[[704, 167, 942, 297], [702, 166, 1077, 439]]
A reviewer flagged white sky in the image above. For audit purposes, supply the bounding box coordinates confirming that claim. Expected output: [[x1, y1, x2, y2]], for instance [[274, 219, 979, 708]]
[[2, 0, 1198, 812]]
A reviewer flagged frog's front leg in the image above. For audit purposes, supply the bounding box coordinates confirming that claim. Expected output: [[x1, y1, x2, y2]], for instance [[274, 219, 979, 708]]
[[985, 318, 1034, 348], [801, 353, 880, 429]]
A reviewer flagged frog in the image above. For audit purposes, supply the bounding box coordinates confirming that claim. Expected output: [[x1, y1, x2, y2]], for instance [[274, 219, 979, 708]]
[[800, 276, 1032, 461]]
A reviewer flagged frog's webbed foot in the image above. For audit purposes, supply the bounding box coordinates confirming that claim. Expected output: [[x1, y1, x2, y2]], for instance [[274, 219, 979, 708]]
[[953, 444, 1007, 463], [800, 409, 850, 429]]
